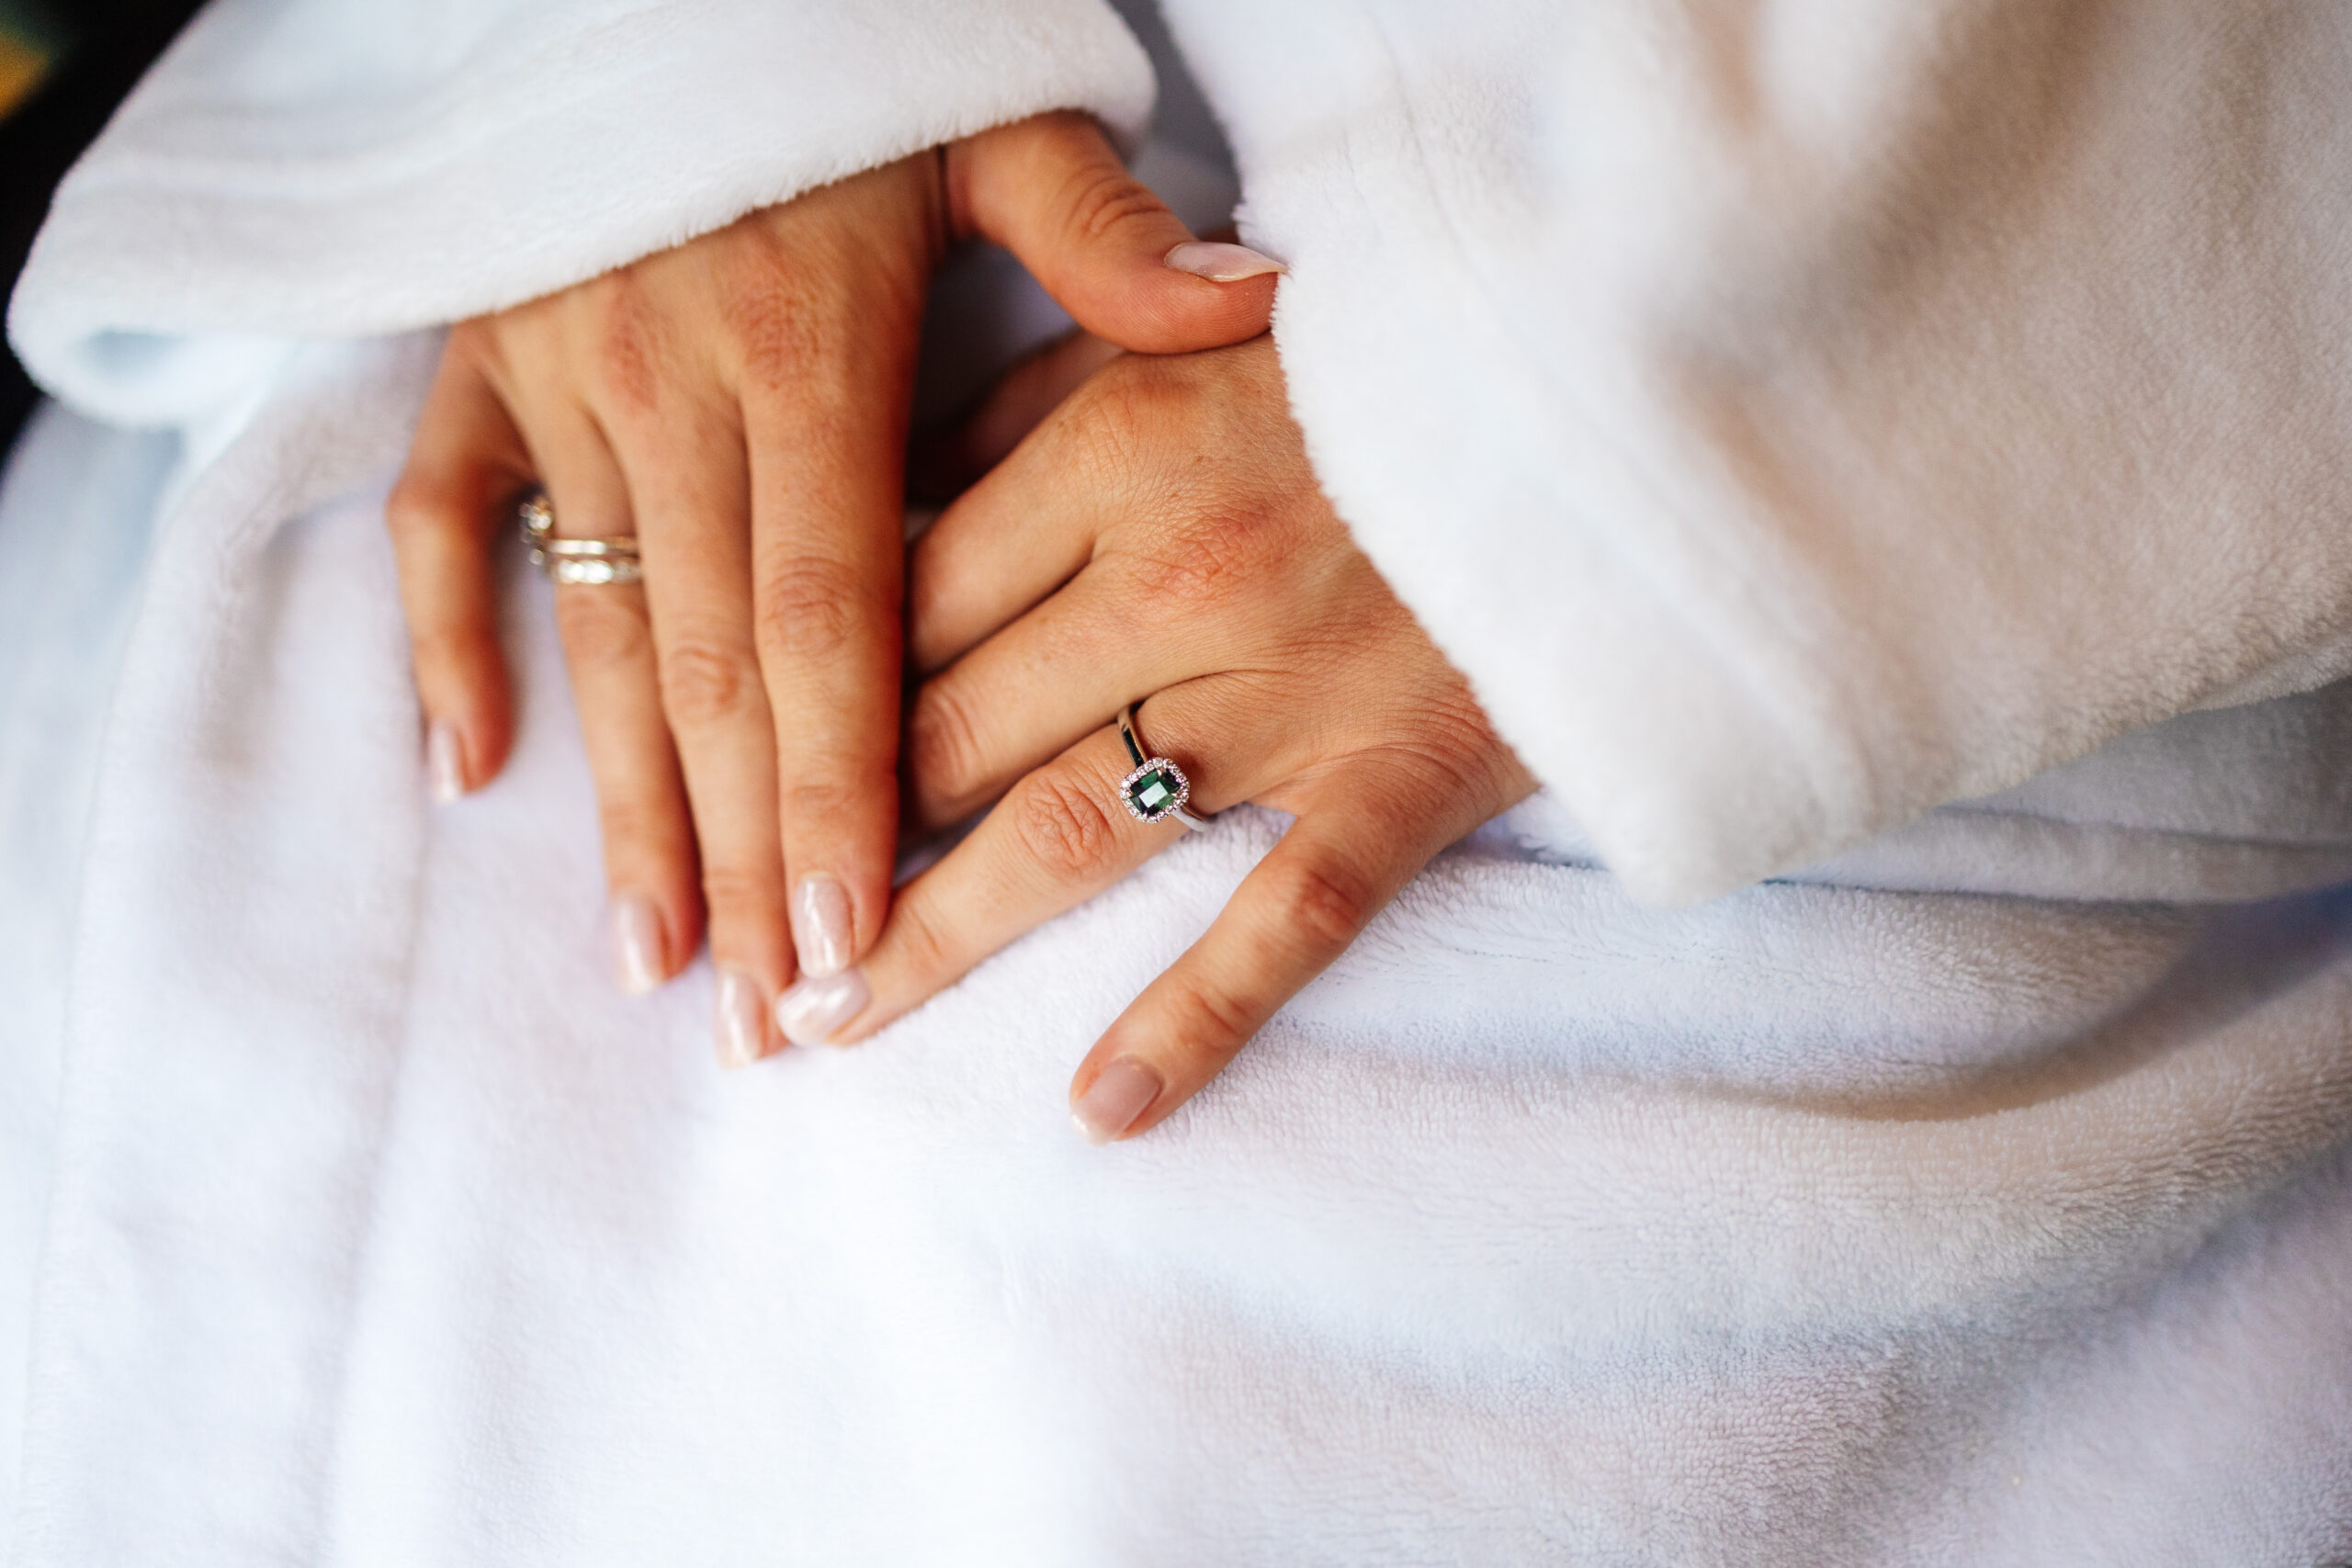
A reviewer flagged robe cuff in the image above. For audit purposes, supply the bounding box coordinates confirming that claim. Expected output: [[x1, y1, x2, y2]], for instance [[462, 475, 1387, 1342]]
[[9, 0, 1152, 424]]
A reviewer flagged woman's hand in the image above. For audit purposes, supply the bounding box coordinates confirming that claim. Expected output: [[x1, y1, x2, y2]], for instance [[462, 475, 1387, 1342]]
[[773, 336, 1536, 1141], [385, 113, 1281, 1066]]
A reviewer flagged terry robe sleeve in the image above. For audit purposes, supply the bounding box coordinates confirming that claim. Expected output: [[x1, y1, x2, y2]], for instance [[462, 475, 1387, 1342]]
[[1162, 0, 2352, 902], [8, 7, 2352, 1565], [7, 0, 1151, 426]]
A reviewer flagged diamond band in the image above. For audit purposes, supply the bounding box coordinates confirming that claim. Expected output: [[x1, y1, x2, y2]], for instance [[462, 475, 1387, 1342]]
[[519, 491, 642, 586], [546, 555, 643, 586]]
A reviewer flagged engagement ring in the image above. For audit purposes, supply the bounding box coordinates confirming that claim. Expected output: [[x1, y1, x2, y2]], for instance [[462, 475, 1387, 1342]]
[[1114, 702, 1214, 831], [519, 491, 643, 586]]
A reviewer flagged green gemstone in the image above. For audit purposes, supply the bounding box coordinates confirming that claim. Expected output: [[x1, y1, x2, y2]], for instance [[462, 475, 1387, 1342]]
[[1126, 768, 1179, 817]]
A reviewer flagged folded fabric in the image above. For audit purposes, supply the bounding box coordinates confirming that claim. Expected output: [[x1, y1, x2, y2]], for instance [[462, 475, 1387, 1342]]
[[4, 1, 2351, 1562], [0, 403, 176, 1551], [1168, 0, 2352, 900], [6, 345, 2350, 1562], [8, 0, 1150, 427], [22, 0, 2352, 904]]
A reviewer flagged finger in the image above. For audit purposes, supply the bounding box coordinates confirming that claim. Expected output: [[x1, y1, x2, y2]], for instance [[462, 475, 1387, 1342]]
[[903, 367, 1121, 674], [774, 724, 1165, 1047], [947, 111, 1281, 355], [601, 389, 792, 1065], [387, 337, 528, 803], [741, 305, 912, 991], [1067, 764, 1480, 1144], [522, 396, 705, 1000], [780, 680, 1270, 1048], [906, 564, 1225, 833], [905, 326, 1124, 502]]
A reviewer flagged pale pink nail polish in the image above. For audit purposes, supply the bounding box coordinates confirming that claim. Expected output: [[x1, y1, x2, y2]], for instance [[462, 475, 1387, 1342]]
[[714, 967, 770, 1068], [425, 719, 466, 806], [610, 893, 666, 996], [1163, 240, 1286, 282], [792, 875, 854, 979], [774, 968, 869, 1046], [1070, 1058, 1162, 1145]]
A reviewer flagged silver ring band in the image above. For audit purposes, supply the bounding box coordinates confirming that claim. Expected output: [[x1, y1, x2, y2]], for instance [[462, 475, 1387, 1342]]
[[1114, 703, 1214, 831], [520, 492, 643, 586]]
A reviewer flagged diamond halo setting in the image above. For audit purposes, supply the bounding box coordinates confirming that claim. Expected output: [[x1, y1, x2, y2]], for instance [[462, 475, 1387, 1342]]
[[1118, 756, 1193, 824]]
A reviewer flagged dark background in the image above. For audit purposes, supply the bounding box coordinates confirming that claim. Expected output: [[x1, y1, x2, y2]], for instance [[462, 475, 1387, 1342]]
[[1, 0, 208, 453]]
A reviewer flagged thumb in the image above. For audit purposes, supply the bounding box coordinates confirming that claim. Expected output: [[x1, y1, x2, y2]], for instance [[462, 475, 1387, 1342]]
[[945, 111, 1281, 355]]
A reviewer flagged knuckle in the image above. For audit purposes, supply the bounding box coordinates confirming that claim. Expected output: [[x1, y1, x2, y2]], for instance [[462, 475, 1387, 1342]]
[[903, 547, 967, 650], [756, 556, 875, 665], [594, 794, 684, 862], [1056, 165, 1169, 246], [555, 589, 654, 669], [1125, 504, 1283, 610], [729, 265, 832, 400], [587, 275, 667, 414], [1272, 855, 1378, 953], [1159, 979, 1256, 1058], [887, 887, 959, 981], [697, 863, 775, 925], [655, 635, 759, 728], [781, 777, 865, 833], [903, 683, 987, 806], [440, 318, 511, 383], [1067, 361, 1167, 480], [446, 317, 496, 356], [1009, 765, 1125, 881], [383, 473, 470, 545]]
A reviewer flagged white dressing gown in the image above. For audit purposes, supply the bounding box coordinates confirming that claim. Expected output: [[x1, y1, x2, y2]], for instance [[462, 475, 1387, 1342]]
[[5, 2, 2351, 1562]]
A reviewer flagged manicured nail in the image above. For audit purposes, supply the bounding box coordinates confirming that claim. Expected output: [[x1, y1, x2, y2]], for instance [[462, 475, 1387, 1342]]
[[714, 967, 770, 1069], [1163, 241, 1286, 282], [791, 875, 854, 979], [1069, 1057, 1162, 1145], [425, 719, 466, 806], [774, 968, 869, 1046], [610, 893, 666, 996]]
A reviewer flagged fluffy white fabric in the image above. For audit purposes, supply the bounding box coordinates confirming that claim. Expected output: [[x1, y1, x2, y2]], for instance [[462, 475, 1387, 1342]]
[[8, 0, 1153, 425], [1171, 0, 2352, 901], [8, 360, 2352, 1561], [0, 406, 175, 1555], [5, 1, 2352, 1563], [20, 0, 2352, 909]]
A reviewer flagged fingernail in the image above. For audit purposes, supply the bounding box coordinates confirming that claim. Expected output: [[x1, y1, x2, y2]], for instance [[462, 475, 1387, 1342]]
[[1163, 240, 1286, 282], [610, 893, 666, 996], [774, 968, 869, 1046], [714, 967, 771, 1069], [425, 719, 466, 806], [1069, 1057, 1162, 1145], [791, 875, 854, 979]]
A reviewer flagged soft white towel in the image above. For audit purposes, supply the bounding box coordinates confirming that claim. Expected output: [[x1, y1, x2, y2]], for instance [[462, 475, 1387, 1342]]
[[5, 2, 2352, 1563]]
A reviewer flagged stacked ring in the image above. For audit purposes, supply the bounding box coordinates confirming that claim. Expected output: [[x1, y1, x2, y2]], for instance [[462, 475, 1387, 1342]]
[[519, 491, 643, 586], [1114, 703, 1215, 831]]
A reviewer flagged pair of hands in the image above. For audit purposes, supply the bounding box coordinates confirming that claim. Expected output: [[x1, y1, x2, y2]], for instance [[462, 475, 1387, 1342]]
[[390, 113, 1532, 1141]]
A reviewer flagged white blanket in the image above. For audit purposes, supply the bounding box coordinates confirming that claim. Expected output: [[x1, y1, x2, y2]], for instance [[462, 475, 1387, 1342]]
[[6, 1, 2352, 1562]]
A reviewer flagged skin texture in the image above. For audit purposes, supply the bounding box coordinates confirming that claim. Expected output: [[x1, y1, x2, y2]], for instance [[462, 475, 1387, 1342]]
[[795, 337, 1537, 1140], [387, 113, 1275, 1061]]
